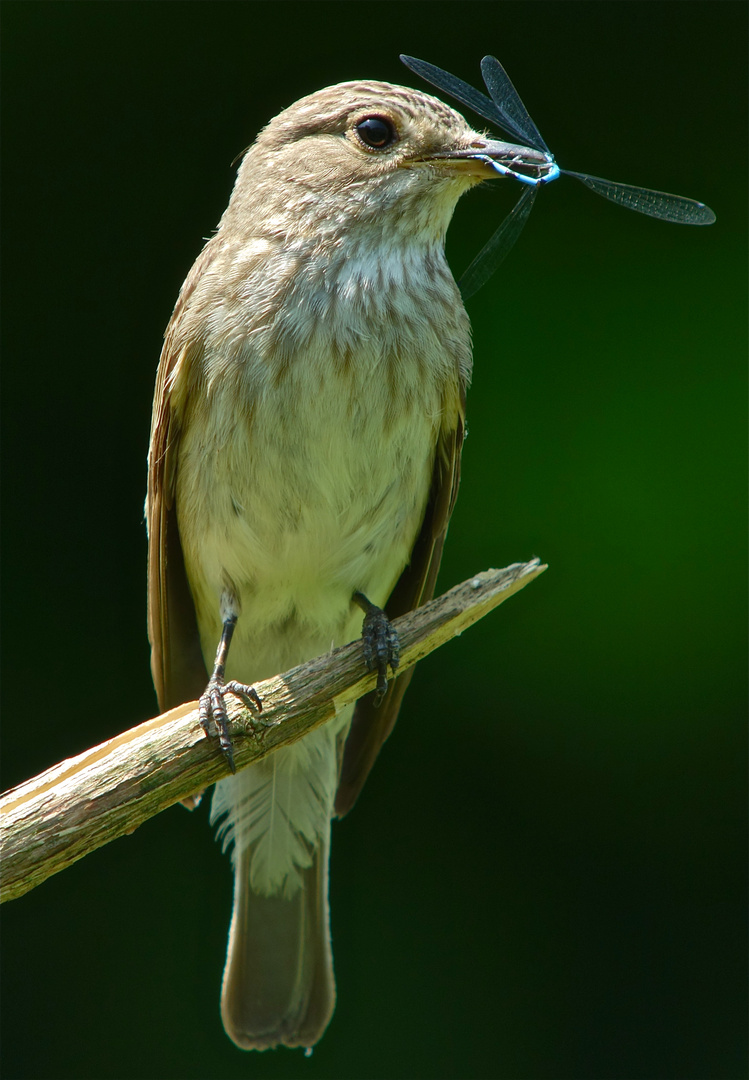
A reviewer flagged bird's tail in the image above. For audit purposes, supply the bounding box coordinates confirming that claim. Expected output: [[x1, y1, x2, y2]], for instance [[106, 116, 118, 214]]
[[219, 829, 335, 1051]]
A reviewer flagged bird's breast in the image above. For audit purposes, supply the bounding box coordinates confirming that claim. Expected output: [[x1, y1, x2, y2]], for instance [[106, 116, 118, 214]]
[[174, 242, 468, 678]]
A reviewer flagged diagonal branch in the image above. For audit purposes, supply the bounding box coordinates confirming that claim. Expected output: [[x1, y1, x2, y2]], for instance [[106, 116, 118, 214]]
[[0, 560, 545, 903]]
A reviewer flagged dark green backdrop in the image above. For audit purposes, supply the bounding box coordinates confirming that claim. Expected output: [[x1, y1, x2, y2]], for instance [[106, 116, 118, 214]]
[[1, 3, 746, 1079]]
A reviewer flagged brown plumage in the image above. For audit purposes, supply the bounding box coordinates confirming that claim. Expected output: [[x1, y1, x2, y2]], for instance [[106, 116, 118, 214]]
[[147, 78, 508, 1051]]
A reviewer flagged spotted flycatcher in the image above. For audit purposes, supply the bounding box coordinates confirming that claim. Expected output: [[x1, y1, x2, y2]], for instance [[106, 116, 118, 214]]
[[147, 77, 531, 1051]]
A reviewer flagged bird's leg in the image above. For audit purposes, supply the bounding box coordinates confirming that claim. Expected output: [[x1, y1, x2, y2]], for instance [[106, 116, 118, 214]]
[[199, 609, 262, 773], [353, 591, 400, 705]]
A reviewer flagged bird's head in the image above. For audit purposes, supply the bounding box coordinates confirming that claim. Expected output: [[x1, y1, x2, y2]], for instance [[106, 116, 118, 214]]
[[225, 81, 541, 244]]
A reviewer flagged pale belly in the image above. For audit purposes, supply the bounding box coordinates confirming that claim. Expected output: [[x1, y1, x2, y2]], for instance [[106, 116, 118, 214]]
[[175, 359, 444, 685], [170, 276, 464, 893], [176, 358, 446, 892]]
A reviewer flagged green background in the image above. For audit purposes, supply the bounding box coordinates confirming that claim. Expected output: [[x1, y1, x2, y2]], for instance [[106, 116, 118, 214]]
[[1, 3, 746, 1078]]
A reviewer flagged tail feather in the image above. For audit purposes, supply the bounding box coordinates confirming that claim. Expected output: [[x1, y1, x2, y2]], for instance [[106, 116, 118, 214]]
[[220, 833, 335, 1050]]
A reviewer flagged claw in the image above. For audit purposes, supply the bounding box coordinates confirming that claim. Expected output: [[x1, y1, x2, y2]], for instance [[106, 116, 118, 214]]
[[353, 591, 400, 705], [197, 607, 265, 772], [224, 681, 263, 713], [199, 676, 262, 773]]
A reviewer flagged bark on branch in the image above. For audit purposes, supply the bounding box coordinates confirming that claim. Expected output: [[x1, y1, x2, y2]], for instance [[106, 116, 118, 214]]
[[0, 560, 545, 903]]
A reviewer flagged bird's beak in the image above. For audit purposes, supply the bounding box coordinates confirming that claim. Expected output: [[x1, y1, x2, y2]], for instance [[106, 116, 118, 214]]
[[424, 137, 557, 183]]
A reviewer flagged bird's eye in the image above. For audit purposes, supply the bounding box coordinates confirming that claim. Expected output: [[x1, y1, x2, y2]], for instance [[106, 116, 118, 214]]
[[354, 115, 398, 150]]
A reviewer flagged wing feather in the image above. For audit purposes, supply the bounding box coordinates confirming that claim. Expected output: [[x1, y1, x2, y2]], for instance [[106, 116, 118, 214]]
[[146, 247, 217, 711], [334, 409, 464, 816]]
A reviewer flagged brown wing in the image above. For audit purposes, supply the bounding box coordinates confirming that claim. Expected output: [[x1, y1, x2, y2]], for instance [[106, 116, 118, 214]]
[[147, 248, 215, 712], [334, 408, 464, 817]]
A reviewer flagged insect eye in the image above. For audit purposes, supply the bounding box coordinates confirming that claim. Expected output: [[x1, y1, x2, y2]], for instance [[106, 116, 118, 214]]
[[354, 115, 398, 150]]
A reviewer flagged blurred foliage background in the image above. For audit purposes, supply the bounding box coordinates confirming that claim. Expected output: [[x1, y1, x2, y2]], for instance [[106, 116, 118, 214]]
[[1, 3, 746, 1078]]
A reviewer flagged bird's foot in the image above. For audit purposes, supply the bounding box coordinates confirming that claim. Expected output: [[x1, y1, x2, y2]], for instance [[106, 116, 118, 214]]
[[354, 592, 400, 705], [198, 676, 263, 773]]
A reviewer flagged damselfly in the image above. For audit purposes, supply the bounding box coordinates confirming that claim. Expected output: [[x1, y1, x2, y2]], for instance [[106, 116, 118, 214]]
[[401, 54, 716, 299]]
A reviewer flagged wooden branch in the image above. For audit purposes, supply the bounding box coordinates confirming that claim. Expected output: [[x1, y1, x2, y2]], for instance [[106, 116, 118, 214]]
[[0, 560, 545, 903]]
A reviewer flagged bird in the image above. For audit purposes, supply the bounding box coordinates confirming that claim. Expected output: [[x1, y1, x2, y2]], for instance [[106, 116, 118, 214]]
[[146, 76, 524, 1052]]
